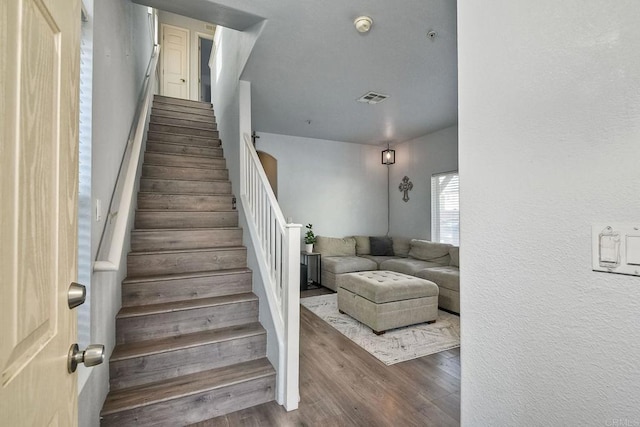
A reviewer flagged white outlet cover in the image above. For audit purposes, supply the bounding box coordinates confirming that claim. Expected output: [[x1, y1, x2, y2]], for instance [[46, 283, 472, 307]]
[[592, 224, 640, 276]]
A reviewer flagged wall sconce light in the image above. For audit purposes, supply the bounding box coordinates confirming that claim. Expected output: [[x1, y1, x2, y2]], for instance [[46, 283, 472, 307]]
[[381, 144, 395, 165]]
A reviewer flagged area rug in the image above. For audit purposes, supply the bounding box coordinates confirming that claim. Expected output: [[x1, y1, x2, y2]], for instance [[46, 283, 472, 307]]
[[300, 293, 460, 365]]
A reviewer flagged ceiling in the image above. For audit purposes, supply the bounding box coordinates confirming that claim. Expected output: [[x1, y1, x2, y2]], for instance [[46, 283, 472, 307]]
[[133, 0, 458, 145]]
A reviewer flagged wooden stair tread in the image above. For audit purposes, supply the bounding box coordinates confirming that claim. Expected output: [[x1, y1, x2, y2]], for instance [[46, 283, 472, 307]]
[[135, 208, 237, 213], [145, 152, 225, 163], [117, 292, 257, 318], [128, 246, 245, 256], [149, 122, 218, 133], [100, 358, 274, 416], [137, 191, 232, 197], [154, 95, 212, 107], [147, 130, 219, 140], [132, 227, 241, 233], [110, 323, 265, 361], [123, 268, 251, 284], [151, 110, 216, 122]]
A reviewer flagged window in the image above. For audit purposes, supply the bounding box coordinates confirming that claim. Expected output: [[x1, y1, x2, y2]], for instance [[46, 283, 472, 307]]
[[431, 171, 459, 246]]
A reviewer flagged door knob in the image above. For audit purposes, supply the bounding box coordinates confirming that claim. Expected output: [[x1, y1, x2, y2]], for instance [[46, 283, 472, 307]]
[[67, 282, 86, 309], [180, 78, 186, 82], [68, 343, 105, 373]]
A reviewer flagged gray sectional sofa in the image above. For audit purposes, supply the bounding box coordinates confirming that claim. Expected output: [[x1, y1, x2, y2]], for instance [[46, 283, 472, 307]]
[[315, 235, 460, 314]]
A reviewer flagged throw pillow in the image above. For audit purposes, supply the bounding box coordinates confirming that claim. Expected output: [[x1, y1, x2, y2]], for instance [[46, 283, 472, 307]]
[[392, 237, 411, 257], [314, 236, 356, 257], [369, 236, 394, 256], [353, 235, 371, 255]]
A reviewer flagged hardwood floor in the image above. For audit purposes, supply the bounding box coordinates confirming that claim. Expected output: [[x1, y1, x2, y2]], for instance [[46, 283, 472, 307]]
[[192, 288, 461, 426]]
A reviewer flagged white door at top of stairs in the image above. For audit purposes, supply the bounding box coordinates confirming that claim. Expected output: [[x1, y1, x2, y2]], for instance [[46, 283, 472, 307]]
[[161, 24, 189, 100]]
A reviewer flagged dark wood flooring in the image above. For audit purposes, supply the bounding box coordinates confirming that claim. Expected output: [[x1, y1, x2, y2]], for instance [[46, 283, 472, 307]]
[[192, 288, 460, 426]]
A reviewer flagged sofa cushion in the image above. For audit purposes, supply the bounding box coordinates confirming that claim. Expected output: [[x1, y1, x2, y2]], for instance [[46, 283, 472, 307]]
[[322, 256, 377, 274], [392, 237, 411, 257], [315, 236, 356, 257], [449, 246, 460, 267], [359, 255, 398, 268], [408, 239, 451, 265], [340, 270, 438, 304], [352, 235, 371, 255], [369, 236, 394, 256], [416, 266, 460, 292], [380, 258, 443, 275]]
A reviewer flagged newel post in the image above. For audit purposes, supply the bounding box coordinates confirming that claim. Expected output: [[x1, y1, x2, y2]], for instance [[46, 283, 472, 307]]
[[283, 223, 301, 411]]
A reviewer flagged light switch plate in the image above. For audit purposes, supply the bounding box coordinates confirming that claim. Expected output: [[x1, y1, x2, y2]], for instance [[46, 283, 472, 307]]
[[592, 224, 640, 276]]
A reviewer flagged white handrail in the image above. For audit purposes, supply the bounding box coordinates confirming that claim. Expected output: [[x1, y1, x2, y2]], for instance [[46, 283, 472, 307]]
[[94, 45, 160, 272], [240, 132, 301, 411]]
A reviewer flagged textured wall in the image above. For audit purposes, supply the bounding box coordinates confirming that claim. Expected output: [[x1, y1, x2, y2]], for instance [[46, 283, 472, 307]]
[[256, 133, 388, 239], [459, 1, 640, 425], [389, 125, 458, 239]]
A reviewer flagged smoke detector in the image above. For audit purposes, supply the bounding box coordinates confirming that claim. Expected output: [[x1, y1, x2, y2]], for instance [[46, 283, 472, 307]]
[[354, 16, 373, 33]]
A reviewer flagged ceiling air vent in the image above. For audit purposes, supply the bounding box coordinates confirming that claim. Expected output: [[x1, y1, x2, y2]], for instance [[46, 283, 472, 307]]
[[357, 91, 389, 105]]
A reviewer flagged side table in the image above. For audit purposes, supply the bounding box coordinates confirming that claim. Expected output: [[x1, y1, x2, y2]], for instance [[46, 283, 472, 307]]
[[300, 251, 321, 290]]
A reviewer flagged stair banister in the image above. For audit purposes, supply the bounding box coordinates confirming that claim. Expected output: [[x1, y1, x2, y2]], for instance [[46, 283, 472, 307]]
[[240, 131, 301, 411], [94, 45, 160, 272]]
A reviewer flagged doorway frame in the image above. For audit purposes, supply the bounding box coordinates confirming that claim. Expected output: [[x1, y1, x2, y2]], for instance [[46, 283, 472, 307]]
[[196, 32, 214, 102]]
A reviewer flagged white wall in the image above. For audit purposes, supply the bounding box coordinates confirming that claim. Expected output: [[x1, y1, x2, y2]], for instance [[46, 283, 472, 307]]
[[79, 1, 154, 426], [256, 133, 388, 239], [459, 2, 640, 425], [389, 125, 458, 239], [158, 11, 215, 101]]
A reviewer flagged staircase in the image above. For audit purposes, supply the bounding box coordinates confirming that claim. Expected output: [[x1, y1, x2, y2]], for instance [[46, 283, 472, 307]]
[[100, 96, 276, 426]]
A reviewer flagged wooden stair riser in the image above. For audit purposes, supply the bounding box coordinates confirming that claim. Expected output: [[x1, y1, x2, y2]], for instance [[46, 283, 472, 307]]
[[149, 123, 219, 138], [122, 270, 251, 307], [101, 374, 275, 427], [146, 142, 222, 158], [144, 152, 226, 169], [116, 300, 258, 344], [140, 178, 231, 195], [131, 228, 242, 252], [134, 210, 238, 229], [142, 165, 228, 181], [127, 248, 247, 276], [154, 96, 212, 109], [109, 334, 267, 390], [137, 194, 233, 211], [151, 107, 216, 123], [151, 115, 217, 130], [147, 131, 220, 147]]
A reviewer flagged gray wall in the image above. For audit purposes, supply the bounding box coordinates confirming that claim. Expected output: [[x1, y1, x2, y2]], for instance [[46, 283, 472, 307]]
[[79, 1, 154, 425], [256, 132, 388, 239], [389, 125, 458, 239], [459, 1, 640, 424]]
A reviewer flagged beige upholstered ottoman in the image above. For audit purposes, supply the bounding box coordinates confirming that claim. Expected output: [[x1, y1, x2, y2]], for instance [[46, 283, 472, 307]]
[[337, 270, 439, 334]]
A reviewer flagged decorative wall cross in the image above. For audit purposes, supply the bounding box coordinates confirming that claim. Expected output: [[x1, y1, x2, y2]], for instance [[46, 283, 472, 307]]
[[399, 176, 413, 202]]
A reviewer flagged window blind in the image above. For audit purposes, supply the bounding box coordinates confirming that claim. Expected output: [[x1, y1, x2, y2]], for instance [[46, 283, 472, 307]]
[[431, 171, 459, 246]]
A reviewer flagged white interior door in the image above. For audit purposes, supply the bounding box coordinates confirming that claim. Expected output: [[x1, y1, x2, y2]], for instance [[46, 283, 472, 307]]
[[0, 0, 80, 425], [162, 24, 189, 99]]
